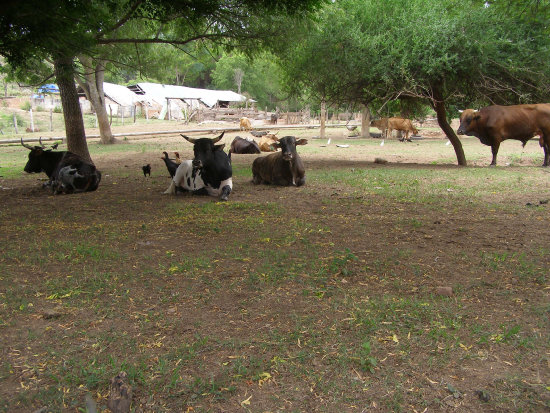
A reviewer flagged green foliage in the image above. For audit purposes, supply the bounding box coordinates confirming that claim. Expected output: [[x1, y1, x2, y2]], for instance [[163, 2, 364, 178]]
[[279, 0, 550, 109], [212, 52, 285, 109], [20, 101, 31, 111]]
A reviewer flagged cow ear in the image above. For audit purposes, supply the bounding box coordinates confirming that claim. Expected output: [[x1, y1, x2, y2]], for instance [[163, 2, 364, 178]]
[[215, 143, 225, 151], [296, 139, 308, 146]]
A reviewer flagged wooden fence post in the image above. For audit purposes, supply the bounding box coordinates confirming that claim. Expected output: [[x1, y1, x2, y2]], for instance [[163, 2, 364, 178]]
[[13, 113, 18, 134], [29, 108, 34, 132], [49, 109, 53, 131]]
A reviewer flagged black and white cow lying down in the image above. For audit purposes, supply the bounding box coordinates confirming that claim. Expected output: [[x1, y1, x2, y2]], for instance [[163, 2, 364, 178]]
[[21, 138, 101, 194], [164, 132, 233, 201]]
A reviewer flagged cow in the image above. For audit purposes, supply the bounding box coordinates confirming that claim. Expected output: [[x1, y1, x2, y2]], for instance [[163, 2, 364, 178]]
[[21, 138, 101, 193], [228, 136, 261, 160], [387, 117, 419, 142], [239, 117, 252, 131], [370, 118, 389, 139], [164, 132, 232, 201], [258, 133, 279, 152], [163, 160, 207, 196], [457, 104, 550, 166], [252, 136, 307, 186], [270, 113, 278, 125]]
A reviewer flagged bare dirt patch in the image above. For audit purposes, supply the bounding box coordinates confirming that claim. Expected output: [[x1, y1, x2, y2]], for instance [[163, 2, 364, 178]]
[[0, 129, 549, 412]]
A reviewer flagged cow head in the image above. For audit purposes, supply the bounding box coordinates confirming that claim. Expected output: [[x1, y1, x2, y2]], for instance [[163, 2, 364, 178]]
[[457, 109, 481, 135], [274, 136, 308, 161], [21, 137, 50, 173], [181, 132, 225, 169]]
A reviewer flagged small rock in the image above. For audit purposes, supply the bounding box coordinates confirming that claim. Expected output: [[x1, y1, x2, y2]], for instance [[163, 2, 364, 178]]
[[436, 286, 453, 297], [374, 157, 388, 164], [42, 308, 63, 319], [540, 199, 549, 205]]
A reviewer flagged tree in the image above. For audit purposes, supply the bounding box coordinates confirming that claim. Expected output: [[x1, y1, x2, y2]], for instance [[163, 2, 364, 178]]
[[278, 0, 550, 165], [1, 0, 325, 160], [212, 52, 286, 110]]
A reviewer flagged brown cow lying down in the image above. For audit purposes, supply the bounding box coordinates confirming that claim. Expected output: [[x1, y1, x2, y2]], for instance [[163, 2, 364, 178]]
[[387, 117, 419, 142], [458, 104, 550, 166], [258, 133, 279, 152], [252, 136, 307, 186]]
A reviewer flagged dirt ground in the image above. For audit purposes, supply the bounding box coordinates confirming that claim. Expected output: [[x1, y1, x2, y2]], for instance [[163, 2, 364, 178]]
[[0, 127, 549, 412]]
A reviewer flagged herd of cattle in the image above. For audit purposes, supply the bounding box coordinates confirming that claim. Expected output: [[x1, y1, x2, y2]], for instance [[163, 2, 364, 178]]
[[20, 104, 550, 200]]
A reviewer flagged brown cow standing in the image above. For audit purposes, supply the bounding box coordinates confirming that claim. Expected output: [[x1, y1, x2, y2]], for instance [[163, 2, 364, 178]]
[[239, 117, 252, 131], [387, 118, 419, 142], [252, 136, 307, 186], [457, 104, 550, 166], [370, 118, 389, 139]]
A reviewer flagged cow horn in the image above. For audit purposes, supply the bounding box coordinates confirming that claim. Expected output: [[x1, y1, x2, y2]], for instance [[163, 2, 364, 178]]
[[38, 137, 46, 148], [181, 134, 196, 144], [20, 137, 34, 150], [212, 131, 225, 143], [458, 110, 464, 113]]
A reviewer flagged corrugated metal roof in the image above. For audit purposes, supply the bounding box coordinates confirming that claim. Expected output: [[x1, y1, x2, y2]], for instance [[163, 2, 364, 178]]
[[103, 82, 144, 106], [127, 82, 249, 107]]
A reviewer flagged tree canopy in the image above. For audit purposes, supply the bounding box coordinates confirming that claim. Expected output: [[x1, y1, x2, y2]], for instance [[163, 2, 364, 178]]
[[278, 0, 550, 164], [0, 0, 325, 158]]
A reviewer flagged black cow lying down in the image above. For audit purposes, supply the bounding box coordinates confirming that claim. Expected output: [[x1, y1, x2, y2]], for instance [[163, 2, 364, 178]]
[[228, 136, 261, 160], [252, 136, 307, 186], [21, 138, 101, 194]]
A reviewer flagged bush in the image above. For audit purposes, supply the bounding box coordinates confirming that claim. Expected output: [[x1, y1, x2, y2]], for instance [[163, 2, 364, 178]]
[[35, 105, 45, 112], [20, 101, 31, 111], [53, 106, 62, 113]]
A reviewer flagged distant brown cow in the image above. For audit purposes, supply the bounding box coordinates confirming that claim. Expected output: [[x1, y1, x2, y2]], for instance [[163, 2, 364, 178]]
[[239, 117, 252, 131], [457, 104, 550, 166], [370, 118, 389, 138], [258, 133, 279, 152], [387, 118, 419, 142]]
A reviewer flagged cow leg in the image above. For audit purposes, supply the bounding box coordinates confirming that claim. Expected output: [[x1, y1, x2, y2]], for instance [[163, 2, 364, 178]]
[[220, 185, 231, 201], [163, 180, 177, 195], [543, 143, 550, 167], [490, 142, 500, 166]]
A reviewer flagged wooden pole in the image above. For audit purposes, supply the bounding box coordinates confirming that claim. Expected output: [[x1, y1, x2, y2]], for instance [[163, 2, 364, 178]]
[[13, 113, 18, 134], [49, 109, 53, 131], [29, 108, 34, 132], [121, 106, 124, 125], [133, 105, 136, 123], [109, 106, 112, 125], [145, 105, 149, 121]]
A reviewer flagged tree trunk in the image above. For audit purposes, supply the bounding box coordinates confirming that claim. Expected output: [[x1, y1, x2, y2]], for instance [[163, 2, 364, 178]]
[[361, 105, 371, 138], [77, 56, 115, 144], [320, 100, 326, 140], [432, 86, 467, 166], [53, 55, 92, 163]]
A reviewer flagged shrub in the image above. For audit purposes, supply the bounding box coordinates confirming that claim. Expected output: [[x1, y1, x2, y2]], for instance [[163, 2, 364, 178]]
[[20, 101, 31, 111], [53, 106, 62, 113]]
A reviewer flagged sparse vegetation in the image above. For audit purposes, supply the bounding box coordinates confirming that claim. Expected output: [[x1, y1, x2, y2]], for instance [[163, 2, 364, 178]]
[[0, 129, 549, 412]]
